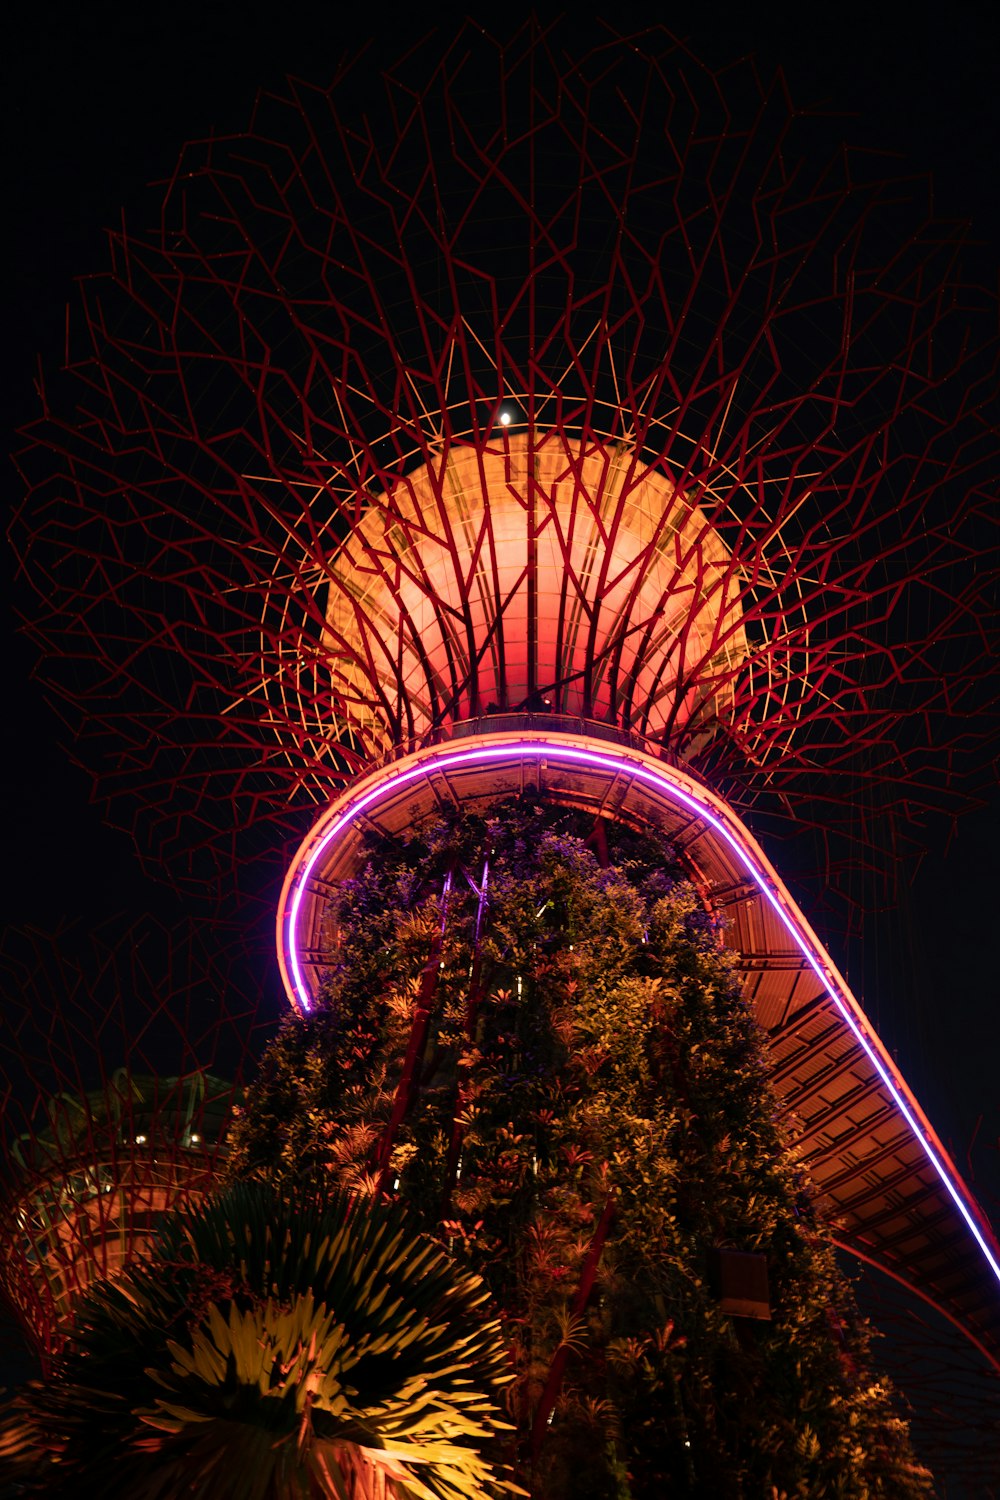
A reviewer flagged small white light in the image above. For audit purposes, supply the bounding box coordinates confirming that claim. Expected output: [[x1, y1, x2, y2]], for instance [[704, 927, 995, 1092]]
[[135, 1134, 147, 1146], [190, 1133, 201, 1144], [499, 410, 512, 426]]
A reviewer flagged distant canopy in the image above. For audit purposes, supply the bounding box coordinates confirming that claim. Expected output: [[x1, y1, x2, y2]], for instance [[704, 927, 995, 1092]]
[[0, 1071, 238, 1363]]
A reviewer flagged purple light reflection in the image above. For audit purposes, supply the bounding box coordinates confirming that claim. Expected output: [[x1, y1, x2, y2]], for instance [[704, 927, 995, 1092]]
[[280, 736, 1000, 1292]]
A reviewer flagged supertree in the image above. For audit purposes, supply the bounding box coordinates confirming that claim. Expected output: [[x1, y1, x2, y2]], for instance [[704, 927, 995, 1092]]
[[0, 915, 269, 1369], [9, 18, 1000, 1489]]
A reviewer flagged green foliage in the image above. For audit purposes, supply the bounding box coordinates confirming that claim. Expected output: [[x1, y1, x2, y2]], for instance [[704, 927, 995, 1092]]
[[231, 800, 932, 1497], [0, 1181, 517, 1500]]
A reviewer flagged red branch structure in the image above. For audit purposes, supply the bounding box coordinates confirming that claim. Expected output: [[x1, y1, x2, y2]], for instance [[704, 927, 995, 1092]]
[[11, 25, 998, 909]]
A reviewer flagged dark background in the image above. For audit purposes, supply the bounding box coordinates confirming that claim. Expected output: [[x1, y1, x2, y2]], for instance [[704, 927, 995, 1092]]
[[2, 0, 999, 1461]]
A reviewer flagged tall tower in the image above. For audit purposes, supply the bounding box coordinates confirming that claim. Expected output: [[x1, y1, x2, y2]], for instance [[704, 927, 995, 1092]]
[[11, 20, 1000, 1483]]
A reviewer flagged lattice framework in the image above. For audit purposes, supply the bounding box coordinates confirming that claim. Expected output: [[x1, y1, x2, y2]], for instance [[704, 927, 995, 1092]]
[[11, 22, 999, 904]]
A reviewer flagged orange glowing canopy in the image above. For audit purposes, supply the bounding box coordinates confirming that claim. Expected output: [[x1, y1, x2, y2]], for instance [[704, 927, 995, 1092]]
[[322, 432, 749, 757]]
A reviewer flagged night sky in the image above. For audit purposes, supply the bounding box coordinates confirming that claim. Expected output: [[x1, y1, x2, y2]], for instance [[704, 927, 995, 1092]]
[[3, 0, 999, 1457]]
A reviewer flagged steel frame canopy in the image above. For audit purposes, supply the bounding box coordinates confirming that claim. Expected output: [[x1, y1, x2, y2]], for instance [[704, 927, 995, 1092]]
[[15, 33, 998, 906], [1, 1074, 232, 1366]]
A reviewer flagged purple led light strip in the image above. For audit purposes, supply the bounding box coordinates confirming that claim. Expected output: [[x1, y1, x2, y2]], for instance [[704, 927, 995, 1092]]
[[282, 737, 1000, 1291]]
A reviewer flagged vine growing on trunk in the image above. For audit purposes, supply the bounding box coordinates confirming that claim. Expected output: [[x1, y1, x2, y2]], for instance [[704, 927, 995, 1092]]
[[232, 800, 931, 1497]]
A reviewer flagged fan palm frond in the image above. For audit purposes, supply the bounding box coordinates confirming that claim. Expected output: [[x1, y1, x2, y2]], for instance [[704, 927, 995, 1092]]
[[0, 1182, 518, 1500]]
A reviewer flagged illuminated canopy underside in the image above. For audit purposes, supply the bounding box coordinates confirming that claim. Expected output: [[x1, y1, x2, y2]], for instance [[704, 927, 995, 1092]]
[[277, 728, 1000, 1370], [319, 433, 749, 759]]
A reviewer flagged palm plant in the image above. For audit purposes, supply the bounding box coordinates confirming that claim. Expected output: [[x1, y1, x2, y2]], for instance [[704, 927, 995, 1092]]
[[0, 1181, 517, 1500]]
